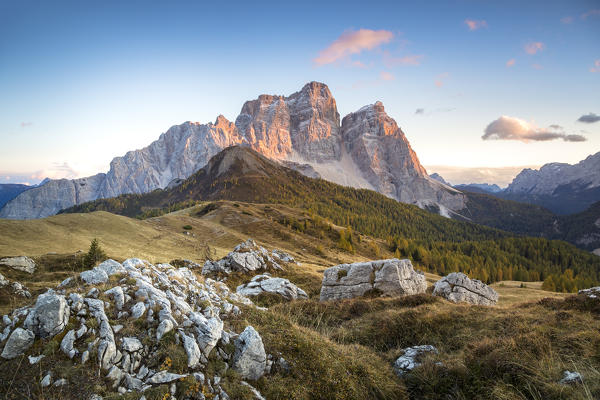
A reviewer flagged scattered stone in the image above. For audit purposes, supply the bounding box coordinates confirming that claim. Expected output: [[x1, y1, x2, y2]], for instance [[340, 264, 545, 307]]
[[1, 327, 35, 359], [122, 337, 143, 353], [0, 272, 8, 287], [579, 286, 600, 299], [320, 258, 427, 301], [41, 373, 52, 387], [24, 290, 70, 338], [28, 354, 45, 364], [105, 286, 125, 310], [233, 326, 266, 380], [393, 345, 438, 377], [156, 319, 174, 341], [0, 256, 36, 274], [146, 370, 187, 384], [241, 381, 266, 400], [237, 274, 308, 300], [130, 302, 146, 319], [60, 329, 78, 358], [180, 331, 201, 368], [433, 272, 498, 306], [53, 378, 68, 387], [559, 370, 583, 385], [96, 259, 125, 276], [80, 267, 109, 285]]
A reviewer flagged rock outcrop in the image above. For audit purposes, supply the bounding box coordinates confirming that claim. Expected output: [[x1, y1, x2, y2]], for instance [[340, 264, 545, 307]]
[[0, 253, 272, 397], [393, 345, 439, 377], [202, 239, 283, 275], [0, 272, 31, 298], [579, 286, 600, 299], [319, 258, 427, 301], [1, 82, 466, 220], [0, 256, 36, 274], [237, 274, 308, 300], [432, 272, 498, 305]]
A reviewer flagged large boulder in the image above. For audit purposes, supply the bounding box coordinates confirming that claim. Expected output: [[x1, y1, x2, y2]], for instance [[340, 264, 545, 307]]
[[319, 258, 427, 301], [80, 267, 109, 285], [236, 274, 308, 300], [232, 326, 266, 380], [0, 256, 36, 274], [24, 290, 70, 338], [432, 272, 498, 306], [1, 327, 35, 359]]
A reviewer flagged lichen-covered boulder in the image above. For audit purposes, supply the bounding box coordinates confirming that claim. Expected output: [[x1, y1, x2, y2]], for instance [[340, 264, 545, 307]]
[[24, 290, 70, 338], [80, 268, 109, 285], [433, 272, 498, 306], [319, 258, 427, 301], [237, 274, 308, 300], [233, 326, 266, 380]]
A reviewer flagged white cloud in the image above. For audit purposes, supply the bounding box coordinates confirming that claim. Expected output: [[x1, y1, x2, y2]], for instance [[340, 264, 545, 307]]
[[425, 165, 537, 187], [313, 29, 394, 65], [482, 116, 587, 142]]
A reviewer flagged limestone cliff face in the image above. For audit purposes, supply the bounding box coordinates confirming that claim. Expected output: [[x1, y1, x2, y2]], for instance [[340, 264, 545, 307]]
[[341, 102, 465, 212], [1, 82, 465, 219], [0, 116, 244, 219], [236, 82, 341, 162], [0, 174, 106, 220]]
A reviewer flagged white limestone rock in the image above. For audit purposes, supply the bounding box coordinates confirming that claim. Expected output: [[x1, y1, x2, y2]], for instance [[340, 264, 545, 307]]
[[1, 327, 35, 359], [320, 258, 427, 301], [0, 256, 36, 274], [24, 290, 70, 338], [80, 268, 109, 285], [146, 370, 188, 385], [432, 272, 498, 306], [237, 274, 308, 300], [393, 345, 438, 377], [232, 326, 266, 381]]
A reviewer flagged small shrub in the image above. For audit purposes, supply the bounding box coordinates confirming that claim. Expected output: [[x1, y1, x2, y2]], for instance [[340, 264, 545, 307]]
[[337, 269, 348, 280], [182, 225, 193, 230]]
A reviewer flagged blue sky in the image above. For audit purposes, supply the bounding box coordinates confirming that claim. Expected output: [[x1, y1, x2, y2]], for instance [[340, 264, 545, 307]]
[[0, 0, 598, 186]]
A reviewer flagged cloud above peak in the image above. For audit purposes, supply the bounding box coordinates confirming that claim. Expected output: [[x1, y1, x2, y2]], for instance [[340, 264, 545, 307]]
[[465, 19, 487, 31], [524, 41, 544, 55], [482, 116, 586, 143], [313, 29, 394, 65]]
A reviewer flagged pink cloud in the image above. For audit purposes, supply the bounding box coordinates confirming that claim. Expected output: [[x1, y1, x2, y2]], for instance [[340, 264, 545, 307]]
[[524, 41, 544, 55], [561, 16, 574, 24], [590, 59, 600, 73], [465, 19, 487, 31], [435, 72, 449, 88], [380, 71, 395, 81], [531, 63, 543, 70], [506, 59, 516, 67], [313, 29, 394, 65], [382, 51, 424, 67], [581, 9, 600, 19]]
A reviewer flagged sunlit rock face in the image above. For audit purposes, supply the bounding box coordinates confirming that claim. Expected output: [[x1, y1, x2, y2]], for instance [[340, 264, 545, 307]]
[[341, 102, 465, 212], [236, 81, 341, 162], [0, 82, 465, 219]]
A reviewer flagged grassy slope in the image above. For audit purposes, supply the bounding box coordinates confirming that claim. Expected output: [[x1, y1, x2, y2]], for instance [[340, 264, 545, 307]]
[[1, 203, 599, 399]]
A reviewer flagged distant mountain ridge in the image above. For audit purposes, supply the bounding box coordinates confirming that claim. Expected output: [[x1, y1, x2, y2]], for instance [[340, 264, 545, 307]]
[[499, 152, 600, 215], [0, 82, 464, 219], [0, 184, 32, 209]]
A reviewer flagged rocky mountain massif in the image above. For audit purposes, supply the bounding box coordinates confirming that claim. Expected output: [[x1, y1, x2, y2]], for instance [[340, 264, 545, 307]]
[[499, 151, 600, 215], [0, 82, 464, 220]]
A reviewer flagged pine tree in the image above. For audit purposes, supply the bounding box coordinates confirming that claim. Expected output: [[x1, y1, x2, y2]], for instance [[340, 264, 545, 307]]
[[83, 238, 107, 268]]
